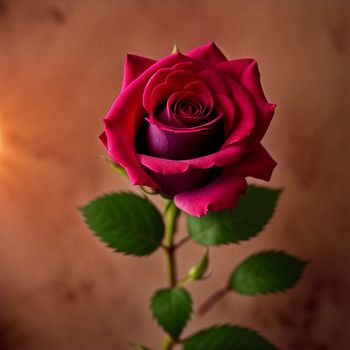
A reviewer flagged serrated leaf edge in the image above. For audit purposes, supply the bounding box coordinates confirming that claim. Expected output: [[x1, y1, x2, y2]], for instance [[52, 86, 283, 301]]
[[80, 191, 164, 257], [150, 287, 193, 340], [230, 249, 308, 296], [188, 186, 283, 247], [183, 323, 279, 350]]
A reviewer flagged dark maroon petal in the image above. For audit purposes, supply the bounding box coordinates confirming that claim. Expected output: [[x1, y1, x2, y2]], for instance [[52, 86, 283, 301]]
[[121, 54, 156, 91], [174, 173, 247, 217], [146, 167, 215, 196], [157, 105, 186, 127], [143, 118, 223, 160], [146, 112, 221, 133], [186, 42, 228, 65]]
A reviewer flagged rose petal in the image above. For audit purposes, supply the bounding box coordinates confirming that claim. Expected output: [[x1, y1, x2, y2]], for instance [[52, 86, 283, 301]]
[[104, 53, 191, 188], [198, 69, 231, 96], [171, 62, 199, 72], [217, 59, 268, 102], [167, 90, 213, 127], [241, 60, 268, 102], [186, 42, 228, 65], [157, 105, 187, 128], [105, 119, 159, 188], [143, 117, 223, 160], [146, 110, 222, 133], [143, 68, 173, 112], [121, 54, 156, 91], [246, 101, 276, 150], [216, 59, 254, 81], [217, 62, 276, 148], [147, 168, 214, 196], [222, 77, 256, 145], [143, 60, 208, 112], [174, 174, 247, 217], [148, 82, 177, 114], [139, 155, 189, 174], [184, 81, 214, 113], [214, 93, 235, 135], [165, 69, 198, 87], [198, 69, 235, 134], [229, 144, 277, 181], [99, 131, 107, 147], [138, 142, 245, 174]]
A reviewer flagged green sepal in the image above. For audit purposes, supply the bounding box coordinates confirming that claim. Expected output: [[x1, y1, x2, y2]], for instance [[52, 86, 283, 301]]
[[80, 192, 164, 256], [172, 44, 180, 53], [140, 186, 158, 195], [229, 250, 308, 295], [187, 186, 282, 246], [101, 156, 128, 178], [179, 249, 209, 285], [183, 324, 278, 350], [150, 287, 192, 340]]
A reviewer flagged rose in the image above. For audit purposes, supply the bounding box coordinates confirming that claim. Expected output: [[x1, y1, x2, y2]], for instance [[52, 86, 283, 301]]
[[100, 43, 276, 217]]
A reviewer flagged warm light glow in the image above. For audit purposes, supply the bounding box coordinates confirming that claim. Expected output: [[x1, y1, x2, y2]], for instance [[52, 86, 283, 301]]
[[0, 122, 2, 156], [0, 116, 4, 163]]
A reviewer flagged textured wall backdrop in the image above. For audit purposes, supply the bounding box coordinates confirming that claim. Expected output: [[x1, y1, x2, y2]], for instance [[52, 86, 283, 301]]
[[0, 1, 349, 349]]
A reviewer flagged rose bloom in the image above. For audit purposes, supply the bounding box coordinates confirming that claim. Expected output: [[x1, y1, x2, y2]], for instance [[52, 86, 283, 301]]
[[100, 43, 276, 217]]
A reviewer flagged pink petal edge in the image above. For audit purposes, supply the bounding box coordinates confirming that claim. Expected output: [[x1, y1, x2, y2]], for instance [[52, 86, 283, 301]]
[[174, 174, 247, 217], [186, 42, 228, 65], [229, 144, 277, 181], [121, 54, 156, 91]]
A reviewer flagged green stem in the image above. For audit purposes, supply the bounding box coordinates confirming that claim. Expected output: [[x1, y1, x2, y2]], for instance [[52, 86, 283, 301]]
[[161, 199, 180, 350], [163, 200, 179, 286], [161, 334, 173, 350]]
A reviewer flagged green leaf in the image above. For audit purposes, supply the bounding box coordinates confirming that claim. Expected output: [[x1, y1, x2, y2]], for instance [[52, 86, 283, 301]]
[[150, 287, 192, 340], [229, 250, 307, 295], [183, 325, 278, 350], [187, 186, 282, 246], [81, 193, 164, 256]]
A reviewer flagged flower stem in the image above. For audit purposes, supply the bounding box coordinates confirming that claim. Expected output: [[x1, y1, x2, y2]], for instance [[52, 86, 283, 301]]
[[163, 200, 179, 286], [161, 200, 180, 349]]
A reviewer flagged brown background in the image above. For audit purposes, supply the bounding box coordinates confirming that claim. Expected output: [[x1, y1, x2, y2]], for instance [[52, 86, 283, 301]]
[[1, 1, 349, 349]]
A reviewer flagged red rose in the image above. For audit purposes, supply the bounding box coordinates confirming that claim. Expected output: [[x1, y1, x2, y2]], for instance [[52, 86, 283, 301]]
[[101, 43, 276, 217]]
